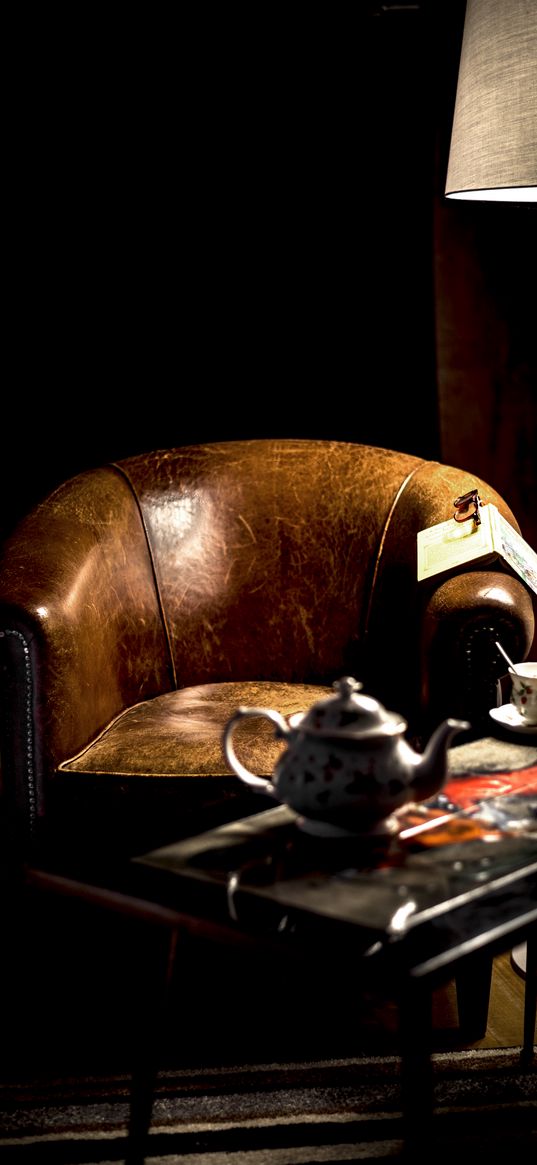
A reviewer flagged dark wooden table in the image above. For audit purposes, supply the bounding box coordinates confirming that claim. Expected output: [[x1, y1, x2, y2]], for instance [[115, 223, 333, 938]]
[[24, 734, 537, 1162]]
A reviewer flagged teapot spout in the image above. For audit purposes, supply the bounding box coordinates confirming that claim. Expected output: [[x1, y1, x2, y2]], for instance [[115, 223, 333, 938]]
[[413, 717, 471, 802]]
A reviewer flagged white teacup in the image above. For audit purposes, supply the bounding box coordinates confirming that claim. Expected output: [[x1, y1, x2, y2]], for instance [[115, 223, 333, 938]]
[[509, 662, 537, 725]]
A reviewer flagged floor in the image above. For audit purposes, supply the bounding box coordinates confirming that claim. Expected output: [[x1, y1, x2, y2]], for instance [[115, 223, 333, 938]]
[[433, 948, 530, 1051], [300, 947, 532, 1061]]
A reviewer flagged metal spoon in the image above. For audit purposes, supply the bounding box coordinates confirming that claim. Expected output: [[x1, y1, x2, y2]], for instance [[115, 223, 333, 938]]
[[495, 641, 522, 675]]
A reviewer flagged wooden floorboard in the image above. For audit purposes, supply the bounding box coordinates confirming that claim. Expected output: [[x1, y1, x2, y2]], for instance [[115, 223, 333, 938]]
[[345, 948, 533, 1056], [433, 949, 531, 1050]]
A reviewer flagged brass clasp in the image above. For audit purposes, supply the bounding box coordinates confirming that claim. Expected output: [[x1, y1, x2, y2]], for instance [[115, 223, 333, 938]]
[[453, 488, 482, 527]]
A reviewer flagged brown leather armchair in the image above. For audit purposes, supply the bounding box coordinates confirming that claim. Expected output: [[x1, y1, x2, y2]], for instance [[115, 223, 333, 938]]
[[0, 439, 534, 863]]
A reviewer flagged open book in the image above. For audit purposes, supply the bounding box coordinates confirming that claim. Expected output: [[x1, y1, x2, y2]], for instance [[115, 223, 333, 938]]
[[417, 502, 537, 596]]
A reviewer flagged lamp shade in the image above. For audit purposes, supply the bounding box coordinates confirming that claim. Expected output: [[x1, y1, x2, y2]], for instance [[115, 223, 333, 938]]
[[445, 0, 537, 202]]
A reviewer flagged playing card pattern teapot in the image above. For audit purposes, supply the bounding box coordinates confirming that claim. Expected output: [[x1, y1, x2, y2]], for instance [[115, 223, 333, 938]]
[[223, 677, 470, 837]]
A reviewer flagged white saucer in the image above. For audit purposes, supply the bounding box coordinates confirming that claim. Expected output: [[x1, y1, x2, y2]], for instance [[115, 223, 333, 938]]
[[510, 942, 527, 979], [489, 703, 537, 735]]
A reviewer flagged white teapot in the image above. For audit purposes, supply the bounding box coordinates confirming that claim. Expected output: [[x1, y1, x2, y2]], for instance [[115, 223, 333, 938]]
[[223, 677, 470, 837]]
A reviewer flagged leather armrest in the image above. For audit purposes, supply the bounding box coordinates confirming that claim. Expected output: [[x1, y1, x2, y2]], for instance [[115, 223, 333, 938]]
[[0, 467, 174, 835], [420, 570, 535, 730]]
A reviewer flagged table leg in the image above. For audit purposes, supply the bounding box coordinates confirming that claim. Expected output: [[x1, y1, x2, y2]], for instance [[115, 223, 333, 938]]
[[126, 925, 179, 1165], [522, 927, 537, 1066], [455, 950, 493, 1040], [399, 976, 434, 1156]]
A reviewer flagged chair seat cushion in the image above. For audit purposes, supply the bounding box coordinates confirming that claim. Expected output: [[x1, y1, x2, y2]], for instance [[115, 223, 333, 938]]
[[58, 681, 332, 781], [51, 682, 333, 858]]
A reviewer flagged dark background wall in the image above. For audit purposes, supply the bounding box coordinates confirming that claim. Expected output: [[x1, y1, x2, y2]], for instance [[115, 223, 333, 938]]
[[3, 1, 536, 624]]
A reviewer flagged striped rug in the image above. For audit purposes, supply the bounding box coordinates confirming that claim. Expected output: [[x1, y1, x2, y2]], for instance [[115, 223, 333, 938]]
[[0, 1046, 535, 1163]]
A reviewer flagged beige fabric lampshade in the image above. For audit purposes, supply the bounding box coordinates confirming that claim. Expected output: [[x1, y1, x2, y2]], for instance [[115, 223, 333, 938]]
[[445, 0, 537, 202]]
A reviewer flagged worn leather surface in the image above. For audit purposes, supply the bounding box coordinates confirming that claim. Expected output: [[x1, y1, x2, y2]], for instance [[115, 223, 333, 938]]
[[114, 440, 427, 688], [59, 681, 331, 778], [0, 438, 534, 850], [0, 467, 173, 787]]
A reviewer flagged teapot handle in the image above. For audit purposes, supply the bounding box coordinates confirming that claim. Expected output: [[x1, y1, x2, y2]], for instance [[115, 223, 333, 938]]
[[222, 707, 289, 790]]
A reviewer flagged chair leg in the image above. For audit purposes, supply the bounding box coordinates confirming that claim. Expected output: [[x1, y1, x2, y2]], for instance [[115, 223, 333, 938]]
[[455, 950, 493, 1041]]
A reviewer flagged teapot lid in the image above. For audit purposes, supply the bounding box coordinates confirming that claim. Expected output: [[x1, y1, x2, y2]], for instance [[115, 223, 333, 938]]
[[297, 676, 405, 739]]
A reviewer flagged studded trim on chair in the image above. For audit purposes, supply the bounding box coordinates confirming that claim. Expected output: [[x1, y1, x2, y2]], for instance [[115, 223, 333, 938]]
[[0, 628, 37, 836]]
